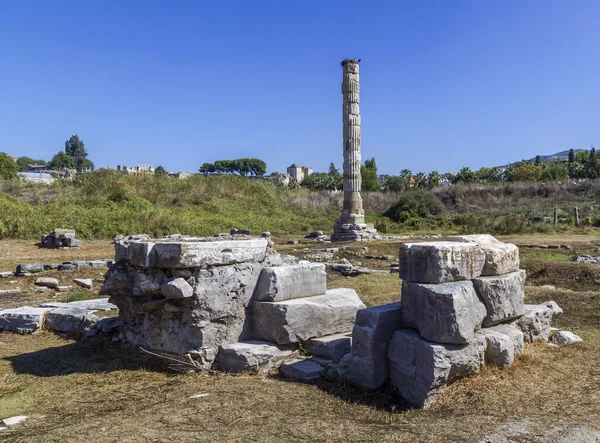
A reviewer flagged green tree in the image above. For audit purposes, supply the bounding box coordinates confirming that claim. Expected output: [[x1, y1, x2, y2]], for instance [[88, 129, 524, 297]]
[[248, 158, 266, 176], [361, 157, 380, 191], [328, 162, 340, 176], [199, 162, 215, 176], [0, 152, 19, 180], [400, 169, 413, 188], [382, 175, 405, 193], [413, 172, 427, 188], [541, 162, 569, 181], [452, 167, 477, 184], [154, 165, 167, 176], [506, 162, 542, 182], [48, 151, 75, 170], [427, 170, 442, 188], [535, 155, 541, 165], [16, 156, 47, 171], [64, 134, 89, 173]]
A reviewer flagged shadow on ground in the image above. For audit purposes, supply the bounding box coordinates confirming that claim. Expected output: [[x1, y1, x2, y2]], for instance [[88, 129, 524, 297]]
[[3, 338, 168, 377]]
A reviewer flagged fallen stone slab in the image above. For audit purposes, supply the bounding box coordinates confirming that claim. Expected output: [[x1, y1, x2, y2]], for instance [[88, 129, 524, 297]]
[[481, 325, 524, 368], [115, 238, 269, 268], [32, 286, 49, 293], [161, 278, 193, 299], [40, 298, 117, 311], [45, 307, 99, 336], [0, 271, 15, 278], [0, 307, 53, 333], [74, 278, 93, 289], [446, 234, 519, 276], [472, 270, 526, 327], [253, 288, 365, 345], [43, 264, 60, 270], [73, 261, 91, 268], [58, 263, 77, 271], [388, 329, 486, 408], [552, 330, 583, 345], [90, 260, 109, 268], [35, 277, 59, 289], [511, 304, 553, 344], [0, 289, 21, 296], [401, 280, 486, 344], [399, 241, 485, 283], [16, 263, 44, 274], [2, 415, 28, 427], [217, 340, 296, 373], [305, 332, 352, 363], [254, 263, 327, 302], [280, 358, 325, 381], [94, 316, 120, 333], [56, 285, 72, 292]]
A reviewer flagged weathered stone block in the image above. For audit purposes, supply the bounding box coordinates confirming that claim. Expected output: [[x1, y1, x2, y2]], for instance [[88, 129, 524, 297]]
[[280, 358, 325, 381], [254, 263, 326, 302], [337, 354, 388, 390], [447, 234, 519, 276], [511, 304, 553, 344], [45, 308, 99, 337], [351, 302, 403, 360], [472, 270, 526, 326], [115, 239, 269, 268], [401, 281, 486, 344], [253, 288, 365, 345], [161, 278, 193, 299], [388, 329, 486, 408], [35, 277, 59, 288], [0, 307, 53, 333], [481, 324, 524, 368], [74, 278, 93, 289], [399, 242, 485, 283], [552, 330, 583, 345], [217, 340, 295, 373], [16, 263, 44, 274], [305, 332, 352, 362]]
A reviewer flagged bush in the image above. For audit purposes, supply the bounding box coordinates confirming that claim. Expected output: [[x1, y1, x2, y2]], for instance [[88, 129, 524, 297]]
[[384, 190, 445, 223]]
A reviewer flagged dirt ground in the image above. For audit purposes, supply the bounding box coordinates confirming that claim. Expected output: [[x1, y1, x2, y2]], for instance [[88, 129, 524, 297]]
[[0, 235, 599, 442]]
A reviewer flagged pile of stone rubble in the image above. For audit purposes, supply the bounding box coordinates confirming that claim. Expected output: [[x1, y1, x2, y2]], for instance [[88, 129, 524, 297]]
[[338, 234, 581, 407], [100, 236, 364, 371], [0, 259, 112, 279], [40, 229, 82, 249]]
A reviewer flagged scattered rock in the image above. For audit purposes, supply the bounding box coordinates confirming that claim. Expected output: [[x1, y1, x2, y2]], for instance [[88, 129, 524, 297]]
[[0, 307, 53, 333], [35, 277, 59, 289], [2, 415, 29, 427], [552, 330, 583, 345], [16, 263, 44, 274], [0, 289, 21, 296], [280, 358, 325, 381], [217, 340, 295, 373], [74, 278, 93, 289], [544, 300, 563, 315]]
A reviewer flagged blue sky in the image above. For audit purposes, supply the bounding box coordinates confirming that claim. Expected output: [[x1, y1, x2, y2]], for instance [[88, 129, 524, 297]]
[[0, 1, 598, 175]]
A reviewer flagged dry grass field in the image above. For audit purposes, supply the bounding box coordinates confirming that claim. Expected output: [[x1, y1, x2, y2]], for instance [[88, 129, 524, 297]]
[[0, 236, 599, 442]]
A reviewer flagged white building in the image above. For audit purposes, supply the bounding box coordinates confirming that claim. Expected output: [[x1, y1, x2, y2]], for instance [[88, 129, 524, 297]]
[[286, 164, 313, 182]]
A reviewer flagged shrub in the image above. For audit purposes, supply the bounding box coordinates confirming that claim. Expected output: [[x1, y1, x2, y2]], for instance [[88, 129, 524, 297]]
[[384, 190, 445, 223]]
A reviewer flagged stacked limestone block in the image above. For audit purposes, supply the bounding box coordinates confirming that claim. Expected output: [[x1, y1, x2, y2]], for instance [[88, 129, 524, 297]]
[[40, 229, 82, 248], [339, 235, 560, 408], [101, 237, 364, 371], [390, 236, 549, 408]]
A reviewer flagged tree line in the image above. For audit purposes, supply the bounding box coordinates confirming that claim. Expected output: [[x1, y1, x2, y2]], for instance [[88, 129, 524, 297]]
[[199, 158, 267, 176]]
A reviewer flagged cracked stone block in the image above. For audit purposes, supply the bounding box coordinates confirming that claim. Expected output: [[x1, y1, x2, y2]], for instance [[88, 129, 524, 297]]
[[337, 354, 388, 390], [481, 324, 524, 368], [388, 329, 486, 408], [217, 340, 295, 373], [446, 234, 519, 276], [399, 241, 485, 283], [254, 263, 326, 302], [45, 308, 99, 337], [511, 304, 553, 344], [280, 358, 325, 381], [552, 330, 583, 345], [35, 277, 59, 288], [305, 332, 352, 363], [253, 288, 365, 345], [472, 270, 526, 327], [401, 281, 486, 344], [0, 307, 53, 333]]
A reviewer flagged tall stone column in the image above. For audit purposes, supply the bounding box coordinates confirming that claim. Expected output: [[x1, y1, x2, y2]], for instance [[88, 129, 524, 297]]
[[341, 58, 364, 224], [332, 59, 378, 242]]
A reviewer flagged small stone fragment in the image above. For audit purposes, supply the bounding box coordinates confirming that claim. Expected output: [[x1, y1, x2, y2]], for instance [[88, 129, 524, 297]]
[[552, 330, 583, 345], [73, 278, 93, 289], [217, 340, 295, 373], [280, 358, 325, 381], [161, 278, 193, 299]]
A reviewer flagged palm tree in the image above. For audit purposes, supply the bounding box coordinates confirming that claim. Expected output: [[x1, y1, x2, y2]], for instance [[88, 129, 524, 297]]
[[427, 170, 442, 188]]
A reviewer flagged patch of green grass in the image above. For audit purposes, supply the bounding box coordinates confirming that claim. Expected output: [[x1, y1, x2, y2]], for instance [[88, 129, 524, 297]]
[[64, 291, 87, 302]]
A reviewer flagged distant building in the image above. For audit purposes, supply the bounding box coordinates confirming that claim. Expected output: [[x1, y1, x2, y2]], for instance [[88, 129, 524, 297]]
[[287, 164, 313, 182], [116, 163, 155, 175], [25, 164, 49, 172], [18, 172, 55, 184], [168, 171, 192, 179]]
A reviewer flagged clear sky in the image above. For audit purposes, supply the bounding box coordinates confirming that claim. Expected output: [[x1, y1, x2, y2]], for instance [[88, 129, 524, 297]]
[[1, 1, 598, 175]]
